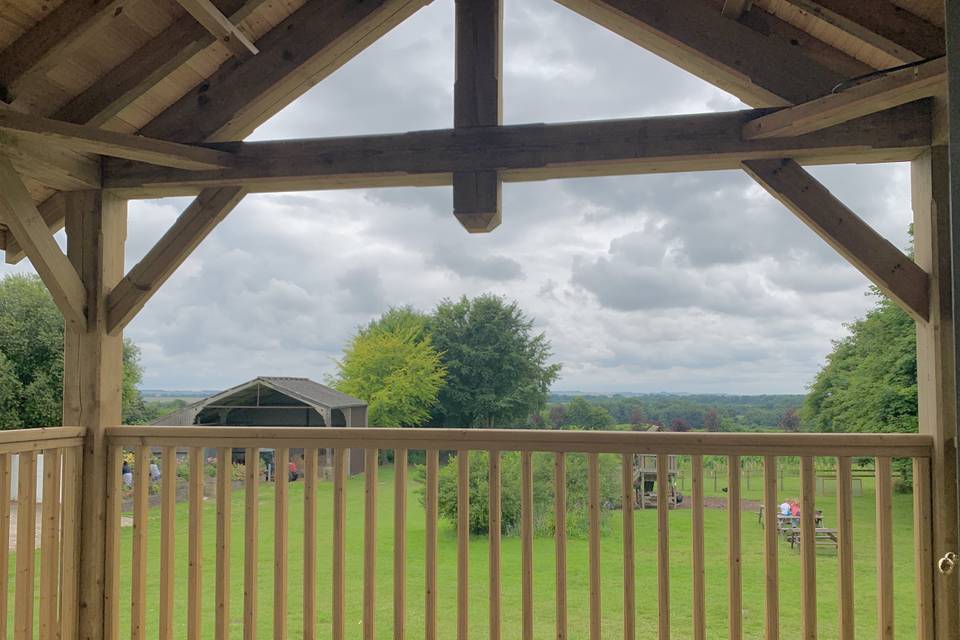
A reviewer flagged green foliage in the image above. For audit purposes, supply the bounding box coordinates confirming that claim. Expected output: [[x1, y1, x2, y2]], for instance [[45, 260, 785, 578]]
[[563, 397, 614, 430], [0, 273, 148, 428], [802, 295, 917, 435], [358, 305, 430, 342], [333, 326, 446, 427], [430, 451, 621, 537], [430, 295, 561, 427]]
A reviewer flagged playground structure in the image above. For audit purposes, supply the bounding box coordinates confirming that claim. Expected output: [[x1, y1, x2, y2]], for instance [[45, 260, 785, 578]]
[[633, 452, 682, 509]]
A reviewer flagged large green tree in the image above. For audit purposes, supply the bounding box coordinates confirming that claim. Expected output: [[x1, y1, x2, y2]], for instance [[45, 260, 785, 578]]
[[802, 293, 916, 434], [333, 324, 446, 427], [430, 294, 561, 427], [0, 274, 148, 428]]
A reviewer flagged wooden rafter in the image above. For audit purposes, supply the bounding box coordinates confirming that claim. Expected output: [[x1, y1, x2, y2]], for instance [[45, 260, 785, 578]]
[[770, 0, 944, 64], [0, 158, 86, 328], [54, 0, 270, 128], [173, 0, 258, 59], [0, 0, 126, 100], [453, 0, 503, 233], [742, 57, 946, 139], [102, 103, 931, 198], [3, 194, 67, 265], [742, 158, 929, 322], [553, 0, 845, 106], [721, 0, 752, 19], [139, 0, 434, 144], [0, 111, 235, 170], [106, 187, 247, 335]]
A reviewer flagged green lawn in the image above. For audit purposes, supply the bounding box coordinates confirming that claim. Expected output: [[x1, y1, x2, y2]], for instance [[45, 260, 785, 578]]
[[9, 461, 922, 639]]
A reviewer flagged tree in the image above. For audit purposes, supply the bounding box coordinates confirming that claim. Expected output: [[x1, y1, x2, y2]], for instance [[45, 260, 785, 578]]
[[548, 404, 567, 428], [704, 409, 721, 432], [358, 305, 430, 342], [778, 407, 801, 432], [670, 417, 690, 432], [628, 406, 645, 427], [565, 397, 614, 430], [0, 274, 147, 428], [333, 326, 446, 427], [430, 295, 561, 427]]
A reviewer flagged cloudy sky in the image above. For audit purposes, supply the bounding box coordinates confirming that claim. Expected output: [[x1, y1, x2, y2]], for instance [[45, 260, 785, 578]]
[[1, 0, 914, 394]]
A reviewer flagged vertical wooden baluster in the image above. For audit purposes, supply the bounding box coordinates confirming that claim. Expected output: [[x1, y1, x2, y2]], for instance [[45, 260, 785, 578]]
[[104, 446, 122, 640], [304, 448, 318, 640], [160, 446, 176, 640], [332, 449, 346, 640], [131, 446, 148, 640], [13, 450, 37, 640], [691, 454, 705, 640], [364, 448, 378, 640], [216, 447, 232, 640], [39, 448, 62, 640], [836, 457, 854, 640], [728, 455, 742, 640], [489, 450, 501, 640], [521, 451, 534, 640], [656, 454, 670, 640], [913, 457, 934, 640], [425, 450, 439, 640], [876, 457, 894, 640], [800, 456, 816, 640], [244, 448, 260, 640], [622, 454, 636, 640], [188, 447, 204, 640], [588, 453, 601, 640], [0, 454, 9, 640], [60, 447, 82, 639], [457, 450, 469, 640], [275, 447, 289, 640], [394, 448, 408, 640], [554, 452, 567, 640], [763, 455, 779, 640]]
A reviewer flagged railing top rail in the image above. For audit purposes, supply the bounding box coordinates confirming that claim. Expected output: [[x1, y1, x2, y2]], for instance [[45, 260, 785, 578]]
[[0, 426, 85, 454], [104, 426, 934, 458]]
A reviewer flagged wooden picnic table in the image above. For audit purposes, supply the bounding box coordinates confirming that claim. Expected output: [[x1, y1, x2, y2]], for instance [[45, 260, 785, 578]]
[[787, 527, 838, 551], [758, 506, 822, 530]]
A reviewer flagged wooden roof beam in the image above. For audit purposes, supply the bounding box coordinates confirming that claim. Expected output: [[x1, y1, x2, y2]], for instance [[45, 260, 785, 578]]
[[3, 194, 66, 264], [173, 0, 258, 59], [552, 0, 846, 106], [774, 0, 945, 64], [0, 111, 235, 170], [453, 0, 503, 233], [102, 102, 931, 198], [0, 158, 86, 328], [106, 187, 246, 334], [721, 0, 753, 19], [743, 56, 946, 139], [54, 0, 269, 128], [140, 0, 434, 144], [743, 158, 929, 322], [0, 0, 126, 103]]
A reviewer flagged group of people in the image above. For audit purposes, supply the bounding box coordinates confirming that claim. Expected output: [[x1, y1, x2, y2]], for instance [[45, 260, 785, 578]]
[[779, 498, 801, 517], [120, 459, 162, 487]]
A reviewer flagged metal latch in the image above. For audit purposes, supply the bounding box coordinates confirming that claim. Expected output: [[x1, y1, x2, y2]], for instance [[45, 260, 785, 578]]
[[939, 552, 957, 575]]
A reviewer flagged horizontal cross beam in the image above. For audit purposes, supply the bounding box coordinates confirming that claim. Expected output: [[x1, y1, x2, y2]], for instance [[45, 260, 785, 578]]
[[102, 102, 932, 198]]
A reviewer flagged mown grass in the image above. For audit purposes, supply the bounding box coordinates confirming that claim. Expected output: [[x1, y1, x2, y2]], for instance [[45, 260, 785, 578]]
[[8, 460, 921, 639]]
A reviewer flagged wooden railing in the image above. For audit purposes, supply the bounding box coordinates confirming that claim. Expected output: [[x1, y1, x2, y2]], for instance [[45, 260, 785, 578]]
[[89, 426, 935, 640], [0, 426, 85, 640]]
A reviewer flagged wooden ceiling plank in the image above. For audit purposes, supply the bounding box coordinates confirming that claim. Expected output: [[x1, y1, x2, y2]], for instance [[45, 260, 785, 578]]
[[779, 0, 945, 63], [140, 0, 434, 144], [721, 0, 753, 19], [106, 186, 246, 334], [0, 157, 86, 328], [0, 0, 126, 101], [0, 110, 235, 170], [453, 0, 503, 233], [54, 0, 268, 128], [553, 0, 846, 106], [743, 56, 946, 139], [173, 0, 258, 58], [742, 158, 929, 322], [102, 102, 931, 198]]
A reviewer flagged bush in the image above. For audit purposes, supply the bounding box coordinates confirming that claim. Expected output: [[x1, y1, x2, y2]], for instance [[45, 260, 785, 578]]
[[424, 451, 621, 538]]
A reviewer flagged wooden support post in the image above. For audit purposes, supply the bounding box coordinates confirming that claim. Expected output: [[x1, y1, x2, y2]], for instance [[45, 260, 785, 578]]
[[63, 190, 126, 640], [912, 145, 960, 640], [453, 0, 502, 232]]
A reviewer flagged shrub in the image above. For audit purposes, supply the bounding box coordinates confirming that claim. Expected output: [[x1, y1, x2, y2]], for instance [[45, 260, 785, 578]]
[[425, 451, 621, 538]]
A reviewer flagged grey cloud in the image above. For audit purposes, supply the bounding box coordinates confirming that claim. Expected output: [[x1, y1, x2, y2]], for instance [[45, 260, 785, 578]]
[[430, 243, 524, 281]]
